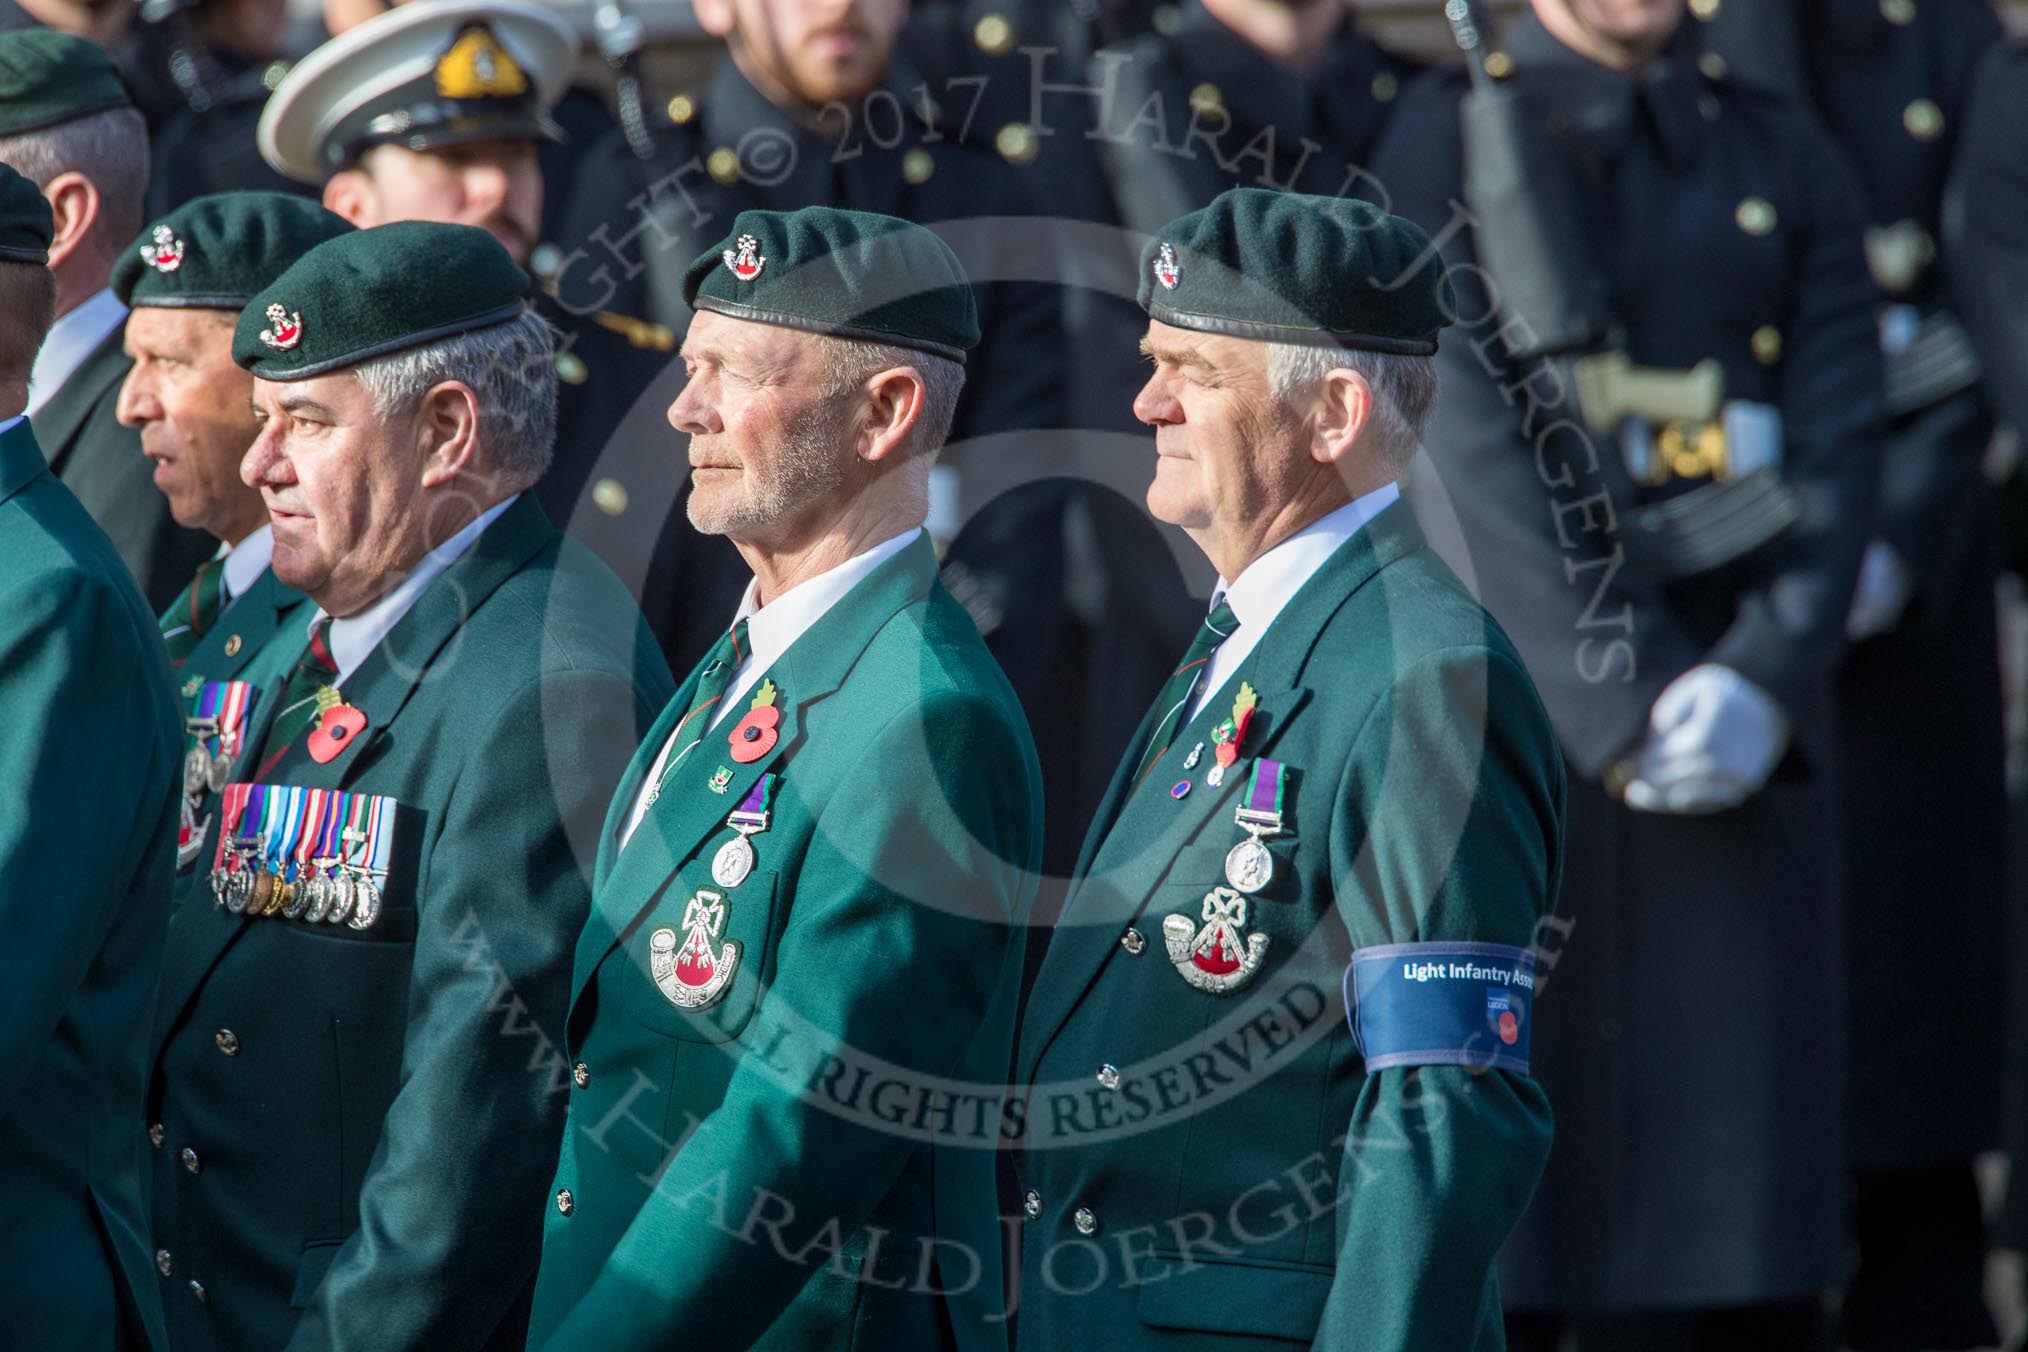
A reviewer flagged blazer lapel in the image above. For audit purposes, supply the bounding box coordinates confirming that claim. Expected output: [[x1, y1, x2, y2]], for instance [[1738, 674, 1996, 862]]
[[569, 534, 942, 1004], [28, 327, 126, 474], [592, 669, 705, 891], [214, 572, 309, 680], [1019, 502, 1429, 1078]]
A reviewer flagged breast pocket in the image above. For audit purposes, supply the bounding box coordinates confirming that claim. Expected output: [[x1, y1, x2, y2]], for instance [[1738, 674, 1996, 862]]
[[620, 869, 780, 1043], [1136, 1251, 1333, 1345]]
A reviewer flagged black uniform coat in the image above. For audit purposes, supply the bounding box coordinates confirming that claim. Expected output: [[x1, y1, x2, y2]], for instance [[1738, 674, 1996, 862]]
[[1370, 16, 1882, 1309], [1073, 1, 1423, 444], [1947, 34, 2028, 1250], [1803, 0, 2008, 1169], [144, 497, 674, 1352], [32, 323, 214, 612]]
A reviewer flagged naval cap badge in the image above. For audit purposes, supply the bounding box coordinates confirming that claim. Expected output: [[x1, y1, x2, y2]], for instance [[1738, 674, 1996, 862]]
[[1152, 242, 1180, 290], [723, 234, 766, 282], [140, 224, 185, 274], [260, 303, 303, 350]]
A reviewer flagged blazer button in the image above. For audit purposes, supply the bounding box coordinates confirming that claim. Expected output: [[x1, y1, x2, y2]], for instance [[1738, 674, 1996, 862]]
[[181, 1146, 202, 1175], [155, 1249, 173, 1277], [1022, 1189, 1041, 1220], [1096, 1064, 1120, 1090], [556, 1188, 575, 1216], [188, 1279, 208, 1304], [214, 1029, 240, 1056], [147, 1124, 164, 1149], [1120, 928, 1146, 956], [573, 1062, 590, 1090], [1073, 1206, 1098, 1236]]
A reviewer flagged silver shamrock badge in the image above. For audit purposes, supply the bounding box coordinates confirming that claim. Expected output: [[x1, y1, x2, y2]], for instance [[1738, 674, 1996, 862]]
[[1162, 886, 1268, 994]]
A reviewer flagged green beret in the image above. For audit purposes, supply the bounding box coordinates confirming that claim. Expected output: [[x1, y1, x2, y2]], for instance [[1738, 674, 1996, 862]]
[[0, 160, 51, 265], [0, 30, 132, 137], [1137, 188, 1454, 355], [683, 206, 979, 364], [112, 193, 356, 310], [234, 220, 530, 380]]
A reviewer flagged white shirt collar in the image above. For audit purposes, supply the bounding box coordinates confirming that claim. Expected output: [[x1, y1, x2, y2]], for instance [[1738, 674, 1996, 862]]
[[710, 527, 922, 727], [221, 524, 275, 604], [0, 414, 23, 437], [26, 289, 125, 418], [1187, 482, 1400, 722], [314, 495, 518, 686]]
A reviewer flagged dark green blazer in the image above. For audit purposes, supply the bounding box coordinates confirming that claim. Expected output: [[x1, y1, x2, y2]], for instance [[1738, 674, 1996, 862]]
[[145, 494, 674, 1352], [0, 417, 181, 1352], [528, 533, 1044, 1352], [163, 564, 314, 905], [32, 322, 213, 612], [1013, 502, 1565, 1352]]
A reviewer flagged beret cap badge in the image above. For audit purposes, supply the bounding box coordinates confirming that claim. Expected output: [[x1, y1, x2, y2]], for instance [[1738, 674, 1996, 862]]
[[1152, 242, 1180, 291], [140, 224, 185, 274], [260, 303, 304, 351], [723, 234, 765, 282]]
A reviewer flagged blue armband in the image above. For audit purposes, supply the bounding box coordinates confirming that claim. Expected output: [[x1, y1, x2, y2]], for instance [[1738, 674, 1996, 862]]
[[1343, 942, 1536, 1075]]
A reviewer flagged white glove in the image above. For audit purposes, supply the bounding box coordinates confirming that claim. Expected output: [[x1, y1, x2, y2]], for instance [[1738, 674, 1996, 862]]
[[1846, 539, 1912, 641], [1621, 664, 1791, 815]]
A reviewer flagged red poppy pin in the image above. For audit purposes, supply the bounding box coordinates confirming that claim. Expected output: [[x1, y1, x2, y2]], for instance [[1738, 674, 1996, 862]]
[[728, 680, 780, 764], [308, 702, 368, 763]]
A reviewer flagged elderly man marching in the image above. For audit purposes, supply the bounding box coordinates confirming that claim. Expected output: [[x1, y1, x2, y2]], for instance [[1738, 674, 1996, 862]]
[[1011, 189, 1566, 1351], [525, 206, 1044, 1352], [143, 221, 673, 1351], [114, 193, 351, 672], [111, 193, 350, 880]]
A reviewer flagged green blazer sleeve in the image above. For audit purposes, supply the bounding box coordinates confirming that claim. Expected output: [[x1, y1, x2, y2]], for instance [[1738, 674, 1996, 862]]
[[0, 563, 178, 1117], [537, 691, 1037, 1352], [1319, 647, 1562, 1352], [284, 667, 654, 1352]]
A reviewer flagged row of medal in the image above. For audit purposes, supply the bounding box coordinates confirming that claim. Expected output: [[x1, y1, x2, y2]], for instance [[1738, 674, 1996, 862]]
[[179, 680, 258, 868], [208, 781, 396, 930]]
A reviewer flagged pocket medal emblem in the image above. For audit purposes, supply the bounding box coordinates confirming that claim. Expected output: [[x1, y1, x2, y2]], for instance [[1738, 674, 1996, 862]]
[[650, 888, 743, 1008], [1162, 886, 1269, 995]]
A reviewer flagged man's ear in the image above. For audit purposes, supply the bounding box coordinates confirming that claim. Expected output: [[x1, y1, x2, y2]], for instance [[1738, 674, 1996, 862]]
[[322, 169, 378, 230], [415, 380, 482, 490], [42, 171, 100, 273], [1311, 366, 1374, 468], [858, 365, 926, 465]]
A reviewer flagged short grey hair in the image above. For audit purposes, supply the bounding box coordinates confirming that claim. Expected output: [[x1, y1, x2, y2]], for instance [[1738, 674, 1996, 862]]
[[0, 107, 150, 258], [809, 333, 967, 460], [1265, 342, 1437, 471], [351, 308, 558, 494]]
